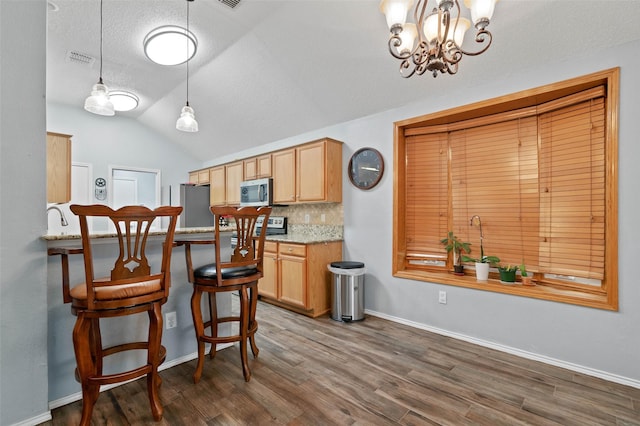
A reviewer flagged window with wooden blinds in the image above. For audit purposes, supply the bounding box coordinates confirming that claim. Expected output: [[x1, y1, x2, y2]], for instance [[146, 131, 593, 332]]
[[539, 97, 606, 280], [393, 68, 619, 310], [405, 133, 448, 267]]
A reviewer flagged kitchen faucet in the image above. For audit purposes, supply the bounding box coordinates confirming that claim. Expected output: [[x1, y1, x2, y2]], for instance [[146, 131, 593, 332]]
[[47, 205, 69, 226]]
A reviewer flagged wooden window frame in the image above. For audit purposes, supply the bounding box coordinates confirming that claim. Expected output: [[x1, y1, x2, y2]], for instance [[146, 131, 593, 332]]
[[392, 68, 619, 310]]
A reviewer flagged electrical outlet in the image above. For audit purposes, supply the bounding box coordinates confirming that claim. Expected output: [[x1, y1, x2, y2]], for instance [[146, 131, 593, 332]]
[[165, 311, 177, 329], [438, 291, 447, 304], [304, 214, 310, 223], [321, 213, 326, 222]]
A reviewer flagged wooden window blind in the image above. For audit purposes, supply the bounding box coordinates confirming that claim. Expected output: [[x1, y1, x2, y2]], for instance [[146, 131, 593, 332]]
[[405, 132, 448, 266], [396, 68, 618, 310], [538, 97, 606, 280], [450, 116, 540, 269]]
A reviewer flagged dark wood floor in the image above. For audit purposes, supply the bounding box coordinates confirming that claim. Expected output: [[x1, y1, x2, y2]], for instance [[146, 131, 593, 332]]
[[43, 298, 640, 425]]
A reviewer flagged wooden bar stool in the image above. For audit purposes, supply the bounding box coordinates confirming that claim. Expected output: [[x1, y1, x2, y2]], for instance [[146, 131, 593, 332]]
[[175, 206, 271, 383], [48, 205, 182, 425]]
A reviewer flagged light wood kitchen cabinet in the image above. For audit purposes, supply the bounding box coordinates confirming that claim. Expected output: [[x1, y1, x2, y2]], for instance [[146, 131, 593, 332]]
[[209, 166, 226, 206], [256, 154, 272, 178], [188, 168, 211, 185], [244, 158, 258, 180], [272, 149, 296, 204], [297, 139, 342, 203], [225, 161, 243, 205], [47, 132, 72, 203], [259, 240, 342, 318], [243, 155, 271, 180], [260, 241, 279, 299], [272, 138, 342, 205]]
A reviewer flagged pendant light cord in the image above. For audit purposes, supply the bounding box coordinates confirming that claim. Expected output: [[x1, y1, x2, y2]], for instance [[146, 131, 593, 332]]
[[99, 0, 104, 84], [186, 0, 191, 106]]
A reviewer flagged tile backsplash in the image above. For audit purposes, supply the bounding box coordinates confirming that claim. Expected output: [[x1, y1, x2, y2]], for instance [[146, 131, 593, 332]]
[[272, 203, 343, 226]]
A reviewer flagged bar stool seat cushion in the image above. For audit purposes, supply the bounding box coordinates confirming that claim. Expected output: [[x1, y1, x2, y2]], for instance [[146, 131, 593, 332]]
[[194, 264, 258, 281], [69, 278, 163, 302]]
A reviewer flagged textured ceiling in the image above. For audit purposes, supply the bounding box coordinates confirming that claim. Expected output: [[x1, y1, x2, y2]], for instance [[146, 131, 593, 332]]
[[46, 0, 640, 161]]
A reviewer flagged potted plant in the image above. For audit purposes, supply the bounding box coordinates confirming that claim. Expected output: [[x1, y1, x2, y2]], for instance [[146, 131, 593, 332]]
[[498, 264, 518, 284], [461, 245, 500, 281], [520, 262, 534, 286], [440, 231, 471, 275]]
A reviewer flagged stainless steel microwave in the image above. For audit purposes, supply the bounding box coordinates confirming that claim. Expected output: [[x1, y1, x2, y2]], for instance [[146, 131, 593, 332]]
[[240, 178, 273, 207]]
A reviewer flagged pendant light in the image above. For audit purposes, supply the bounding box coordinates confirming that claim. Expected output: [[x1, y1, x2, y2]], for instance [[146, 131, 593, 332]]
[[176, 0, 199, 132], [84, 0, 115, 116]]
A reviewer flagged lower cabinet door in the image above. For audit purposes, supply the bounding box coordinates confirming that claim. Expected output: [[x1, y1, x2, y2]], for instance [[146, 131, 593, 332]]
[[279, 255, 307, 308], [259, 251, 278, 299]]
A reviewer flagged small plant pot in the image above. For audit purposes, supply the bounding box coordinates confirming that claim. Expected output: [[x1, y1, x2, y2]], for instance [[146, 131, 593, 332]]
[[475, 262, 490, 281], [499, 268, 517, 283], [453, 264, 465, 276], [521, 276, 534, 286]]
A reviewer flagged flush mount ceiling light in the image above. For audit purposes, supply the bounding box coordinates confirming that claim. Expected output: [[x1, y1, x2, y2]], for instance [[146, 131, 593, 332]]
[[109, 90, 139, 111], [176, 0, 199, 132], [84, 0, 114, 116], [380, 0, 498, 78], [144, 25, 197, 66]]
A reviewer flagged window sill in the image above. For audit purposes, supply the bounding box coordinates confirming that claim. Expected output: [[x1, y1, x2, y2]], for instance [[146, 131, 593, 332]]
[[394, 269, 617, 311]]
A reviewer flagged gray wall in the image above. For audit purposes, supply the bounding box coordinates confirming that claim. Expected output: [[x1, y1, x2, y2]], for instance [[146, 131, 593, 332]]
[[2, 1, 640, 424], [0, 1, 49, 425]]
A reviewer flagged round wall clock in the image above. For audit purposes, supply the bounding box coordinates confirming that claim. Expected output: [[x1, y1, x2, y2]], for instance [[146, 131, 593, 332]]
[[348, 147, 384, 190]]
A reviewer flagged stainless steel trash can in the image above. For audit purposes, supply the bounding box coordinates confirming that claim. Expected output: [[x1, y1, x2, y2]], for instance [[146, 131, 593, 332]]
[[328, 261, 365, 322]]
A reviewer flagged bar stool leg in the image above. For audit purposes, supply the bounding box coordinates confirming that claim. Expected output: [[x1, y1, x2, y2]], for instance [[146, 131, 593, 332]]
[[249, 284, 260, 358], [73, 314, 99, 426], [239, 286, 251, 382], [146, 303, 163, 421], [191, 286, 206, 384], [207, 292, 218, 359]]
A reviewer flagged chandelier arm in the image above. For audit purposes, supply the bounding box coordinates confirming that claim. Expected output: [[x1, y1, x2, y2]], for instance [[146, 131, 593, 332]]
[[456, 29, 493, 57], [399, 60, 418, 78], [387, 33, 413, 60]]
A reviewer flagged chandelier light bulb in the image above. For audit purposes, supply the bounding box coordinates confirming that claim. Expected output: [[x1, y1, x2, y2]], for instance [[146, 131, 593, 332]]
[[380, 0, 414, 31]]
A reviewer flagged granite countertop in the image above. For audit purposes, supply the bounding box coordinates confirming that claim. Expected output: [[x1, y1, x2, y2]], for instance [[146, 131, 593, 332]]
[[42, 226, 222, 241], [265, 233, 343, 244], [43, 224, 343, 244]]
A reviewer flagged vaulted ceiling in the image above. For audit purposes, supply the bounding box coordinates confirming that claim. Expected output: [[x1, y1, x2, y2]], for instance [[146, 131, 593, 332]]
[[46, 0, 640, 160]]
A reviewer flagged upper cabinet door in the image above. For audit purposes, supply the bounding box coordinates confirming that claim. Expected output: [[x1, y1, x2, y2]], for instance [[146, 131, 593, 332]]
[[256, 154, 272, 178], [244, 158, 257, 181], [225, 161, 244, 206], [47, 132, 72, 203], [272, 149, 296, 204], [209, 166, 226, 206], [297, 138, 342, 203]]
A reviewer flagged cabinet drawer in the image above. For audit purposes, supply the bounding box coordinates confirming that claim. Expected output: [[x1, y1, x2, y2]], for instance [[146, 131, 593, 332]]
[[278, 243, 306, 257], [264, 241, 278, 253]]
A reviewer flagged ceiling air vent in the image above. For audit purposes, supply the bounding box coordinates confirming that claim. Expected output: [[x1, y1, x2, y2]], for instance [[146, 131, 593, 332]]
[[66, 50, 95, 67], [218, 0, 240, 9]]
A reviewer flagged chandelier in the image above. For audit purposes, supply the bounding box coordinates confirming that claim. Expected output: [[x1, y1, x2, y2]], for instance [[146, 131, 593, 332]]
[[380, 0, 498, 78]]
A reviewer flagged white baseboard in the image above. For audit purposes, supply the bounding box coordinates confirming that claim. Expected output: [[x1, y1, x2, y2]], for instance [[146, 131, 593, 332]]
[[48, 343, 232, 410], [364, 309, 640, 390], [9, 411, 52, 426]]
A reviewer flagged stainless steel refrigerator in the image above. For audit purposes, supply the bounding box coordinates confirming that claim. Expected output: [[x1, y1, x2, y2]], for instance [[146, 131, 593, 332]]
[[179, 184, 214, 227]]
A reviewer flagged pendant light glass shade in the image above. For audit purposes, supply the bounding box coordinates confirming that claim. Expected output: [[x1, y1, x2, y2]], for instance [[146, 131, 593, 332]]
[[176, 104, 198, 132], [84, 0, 114, 116], [84, 80, 115, 116], [176, 0, 198, 133]]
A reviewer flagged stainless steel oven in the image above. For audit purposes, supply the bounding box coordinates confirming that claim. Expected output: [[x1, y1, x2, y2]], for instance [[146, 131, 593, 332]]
[[230, 216, 287, 249]]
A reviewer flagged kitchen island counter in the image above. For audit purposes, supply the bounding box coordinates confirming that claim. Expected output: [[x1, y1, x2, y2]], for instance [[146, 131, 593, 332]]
[[41, 226, 228, 242]]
